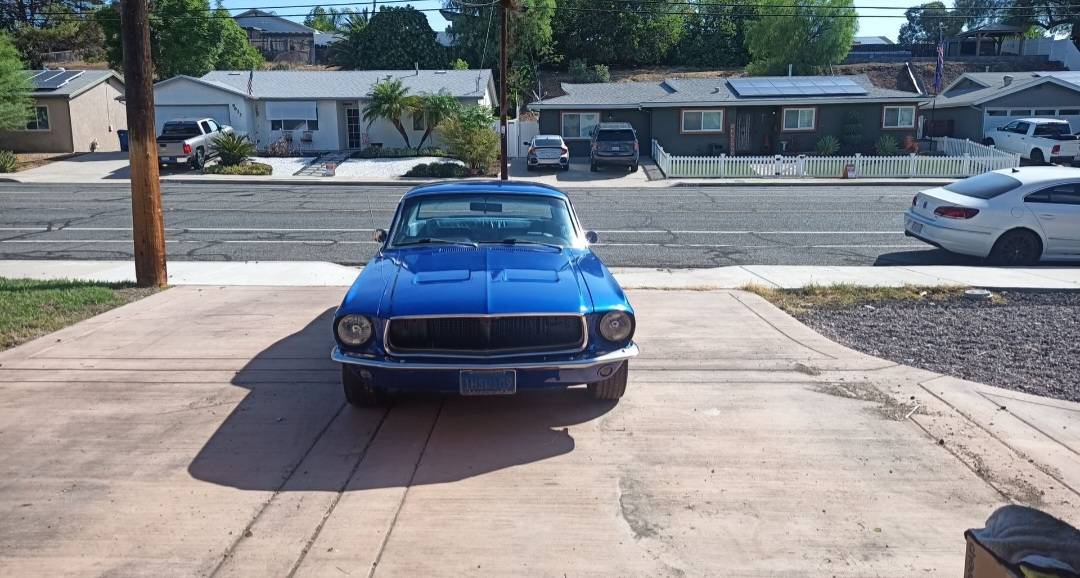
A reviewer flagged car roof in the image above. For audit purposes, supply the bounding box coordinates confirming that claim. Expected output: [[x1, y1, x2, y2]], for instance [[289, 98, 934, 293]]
[[533, 134, 564, 140], [991, 166, 1080, 183], [596, 122, 634, 130], [403, 180, 569, 200], [1015, 118, 1068, 124]]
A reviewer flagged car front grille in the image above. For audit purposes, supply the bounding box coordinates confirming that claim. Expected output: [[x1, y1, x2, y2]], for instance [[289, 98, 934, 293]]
[[386, 315, 586, 356]]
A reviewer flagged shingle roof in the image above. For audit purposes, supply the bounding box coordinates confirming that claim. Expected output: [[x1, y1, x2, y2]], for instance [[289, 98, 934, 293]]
[[532, 74, 923, 109], [26, 69, 121, 99], [199, 70, 493, 99], [233, 9, 316, 34], [933, 71, 1080, 108]]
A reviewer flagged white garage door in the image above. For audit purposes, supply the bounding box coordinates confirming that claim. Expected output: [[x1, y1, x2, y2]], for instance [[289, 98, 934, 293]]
[[155, 105, 230, 135], [985, 107, 1080, 134]]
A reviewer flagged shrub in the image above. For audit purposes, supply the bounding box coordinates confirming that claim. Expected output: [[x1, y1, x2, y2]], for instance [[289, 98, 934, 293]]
[[351, 147, 448, 159], [875, 135, 899, 156], [438, 106, 499, 175], [814, 135, 840, 156], [265, 137, 292, 157], [568, 59, 610, 83], [0, 150, 16, 173], [403, 162, 468, 178], [202, 162, 272, 176], [212, 132, 256, 167], [451, 58, 469, 70], [840, 111, 863, 153]]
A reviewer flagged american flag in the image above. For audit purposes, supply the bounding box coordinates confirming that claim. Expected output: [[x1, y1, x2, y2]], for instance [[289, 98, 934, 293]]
[[933, 43, 944, 94]]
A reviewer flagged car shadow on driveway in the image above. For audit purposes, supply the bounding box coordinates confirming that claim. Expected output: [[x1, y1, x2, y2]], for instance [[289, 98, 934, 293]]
[[187, 308, 616, 492]]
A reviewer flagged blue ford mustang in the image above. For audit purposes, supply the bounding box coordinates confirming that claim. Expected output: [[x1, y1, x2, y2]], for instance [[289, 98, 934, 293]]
[[331, 181, 638, 406]]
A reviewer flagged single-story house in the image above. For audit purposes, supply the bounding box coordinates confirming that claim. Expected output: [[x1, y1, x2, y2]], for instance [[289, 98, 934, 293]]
[[925, 71, 1080, 141], [234, 9, 341, 64], [0, 69, 127, 154], [530, 75, 928, 157], [152, 69, 496, 152]]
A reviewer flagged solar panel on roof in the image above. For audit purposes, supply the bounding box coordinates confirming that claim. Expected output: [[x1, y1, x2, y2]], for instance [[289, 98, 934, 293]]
[[32, 70, 84, 90], [729, 76, 868, 97]]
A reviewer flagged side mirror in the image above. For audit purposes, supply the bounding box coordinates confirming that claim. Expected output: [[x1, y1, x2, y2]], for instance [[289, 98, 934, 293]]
[[997, 127, 1005, 132], [523, 141, 530, 146], [585, 231, 599, 244], [372, 229, 387, 243]]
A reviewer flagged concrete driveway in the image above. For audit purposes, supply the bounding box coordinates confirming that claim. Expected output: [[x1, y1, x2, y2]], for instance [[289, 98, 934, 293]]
[[509, 158, 651, 186], [8, 152, 199, 182], [0, 288, 1075, 576]]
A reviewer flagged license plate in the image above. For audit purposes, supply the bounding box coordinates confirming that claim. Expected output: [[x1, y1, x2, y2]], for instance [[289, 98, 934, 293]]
[[539, 150, 559, 158], [460, 370, 517, 396], [906, 219, 923, 235], [611, 146, 623, 151]]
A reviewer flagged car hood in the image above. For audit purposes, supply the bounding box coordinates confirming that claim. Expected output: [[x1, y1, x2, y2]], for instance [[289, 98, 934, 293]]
[[381, 246, 593, 317]]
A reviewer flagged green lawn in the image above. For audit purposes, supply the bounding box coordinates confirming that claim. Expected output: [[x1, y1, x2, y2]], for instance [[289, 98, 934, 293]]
[[0, 278, 160, 351]]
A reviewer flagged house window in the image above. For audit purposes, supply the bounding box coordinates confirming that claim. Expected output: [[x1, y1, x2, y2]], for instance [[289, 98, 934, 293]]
[[1035, 109, 1056, 115], [882, 106, 916, 129], [25, 105, 50, 131], [681, 110, 724, 133], [271, 119, 314, 131], [782, 107, 815, 131], [986, 110, 1008, 117], [412, 111, 425, 131], [1059, 109, 1080, 116], [561, 112, 599, 139], [1009, 109, 1032, 116]]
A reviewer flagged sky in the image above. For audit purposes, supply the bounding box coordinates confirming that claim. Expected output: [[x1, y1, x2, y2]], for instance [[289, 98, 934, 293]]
[[223, 0, 955, 43]]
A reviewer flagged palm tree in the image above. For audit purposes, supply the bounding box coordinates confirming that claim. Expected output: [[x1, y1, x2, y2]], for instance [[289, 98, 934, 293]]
[[329, 13, 368, 69], [414, 92, 461, 151], [364, 78, 418, 149]]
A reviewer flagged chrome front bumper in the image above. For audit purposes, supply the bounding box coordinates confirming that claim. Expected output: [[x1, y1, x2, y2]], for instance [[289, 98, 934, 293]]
[[331, 343, 639, 370]]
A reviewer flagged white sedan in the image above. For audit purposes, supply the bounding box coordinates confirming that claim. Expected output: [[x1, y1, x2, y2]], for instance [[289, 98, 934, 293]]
[[904, 166, 1080, 265]]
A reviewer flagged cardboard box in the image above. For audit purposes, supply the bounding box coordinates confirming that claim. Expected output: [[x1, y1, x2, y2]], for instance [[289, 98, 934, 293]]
[[964, 532, 1015, 578]]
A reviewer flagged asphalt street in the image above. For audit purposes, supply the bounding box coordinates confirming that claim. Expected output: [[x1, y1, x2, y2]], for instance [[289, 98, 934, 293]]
[[0, 182, 984, 267]]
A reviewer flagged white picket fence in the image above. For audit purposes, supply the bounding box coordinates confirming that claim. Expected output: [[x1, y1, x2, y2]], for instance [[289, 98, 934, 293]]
[[651, 138, 1019, 179]]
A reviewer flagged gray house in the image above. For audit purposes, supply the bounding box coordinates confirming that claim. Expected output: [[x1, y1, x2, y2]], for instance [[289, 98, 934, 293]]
[[234, 9, 341, 64], [925, 71, 1080, 141], [530, 75, 927, 157]]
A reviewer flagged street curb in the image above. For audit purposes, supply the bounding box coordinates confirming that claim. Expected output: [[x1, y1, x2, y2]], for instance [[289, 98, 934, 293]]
[[159, 178, 430, 187], [673, 180, 955, 187]]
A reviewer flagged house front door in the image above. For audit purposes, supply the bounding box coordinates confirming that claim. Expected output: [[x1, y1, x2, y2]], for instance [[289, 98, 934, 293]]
[[734, 109, 774, 154], [346, 107, 362, 149]]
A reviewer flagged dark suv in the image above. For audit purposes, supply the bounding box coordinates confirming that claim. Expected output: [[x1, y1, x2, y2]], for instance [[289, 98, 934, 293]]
[[590, 122, 639, 172]]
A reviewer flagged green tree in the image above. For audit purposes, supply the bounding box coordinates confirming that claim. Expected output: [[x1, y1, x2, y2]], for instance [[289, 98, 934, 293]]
[[98, 0, 224, 78], [552, 0, 685, 66], [745, 0, 857, 76], [213, 6, 263, 70], [330, 12, 367, 69], [451, 57, 469, 70], [897, 2, 962, 49], [335, 6, 445, 70], [11, 4, 104, 68], [670, 0, 753, 67], [364, 78, 419, 149], [0, 32, 33, 132], [438, 106, 499, 174], [414, 91, 461, 151], [304, 7, 336, 32]]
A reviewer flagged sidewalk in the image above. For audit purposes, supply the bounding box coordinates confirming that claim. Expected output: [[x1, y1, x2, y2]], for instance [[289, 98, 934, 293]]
[[3, 260, 1079, 289]]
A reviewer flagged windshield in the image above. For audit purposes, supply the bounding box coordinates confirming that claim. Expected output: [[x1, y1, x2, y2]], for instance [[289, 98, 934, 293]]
[[390, 194, 579, 248], [532, 137, 563, 147], [597, 129, 636, 142], [1033, 122, 1072, 137], [944, 172, 1023, 199], [162, 122, 200, 137]]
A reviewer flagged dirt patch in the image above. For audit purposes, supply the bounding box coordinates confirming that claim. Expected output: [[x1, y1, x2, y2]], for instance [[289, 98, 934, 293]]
[[813, 382, 918, 421], [618, 475, 661, 540]]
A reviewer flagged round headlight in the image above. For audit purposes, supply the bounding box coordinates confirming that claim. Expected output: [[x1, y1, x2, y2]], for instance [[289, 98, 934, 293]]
[[337, 314, 374, 346], [599, 311, 633, 342]]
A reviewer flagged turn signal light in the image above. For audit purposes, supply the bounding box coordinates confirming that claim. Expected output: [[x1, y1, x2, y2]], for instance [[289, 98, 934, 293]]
[[934, 206, 980, 219]]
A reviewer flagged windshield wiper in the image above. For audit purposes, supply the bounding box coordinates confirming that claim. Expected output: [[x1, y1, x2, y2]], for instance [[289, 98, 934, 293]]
[[396, 238, 478, 248], [487, 239, 564, 250]]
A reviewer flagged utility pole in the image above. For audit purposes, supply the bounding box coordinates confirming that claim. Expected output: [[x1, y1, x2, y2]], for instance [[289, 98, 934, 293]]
[[499, 0, 511, 180], [120, 0, 167, 287]]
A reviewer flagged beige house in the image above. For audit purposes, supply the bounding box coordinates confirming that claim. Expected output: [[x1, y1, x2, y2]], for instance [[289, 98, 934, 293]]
[[0, 70, 127, 154]]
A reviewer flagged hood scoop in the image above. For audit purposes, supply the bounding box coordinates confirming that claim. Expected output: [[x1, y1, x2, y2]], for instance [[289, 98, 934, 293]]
[[500, 269, 559, 283], [413, 270, 471, 284]]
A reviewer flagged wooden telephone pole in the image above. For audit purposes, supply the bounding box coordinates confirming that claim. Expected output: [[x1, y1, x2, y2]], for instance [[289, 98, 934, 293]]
[[498, 0, 514, 181], [120, 0, 167, 287]]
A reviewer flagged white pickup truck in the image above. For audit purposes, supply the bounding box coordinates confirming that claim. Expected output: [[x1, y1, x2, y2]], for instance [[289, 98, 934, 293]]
[[983, 118, 1079, 165], [157, 118, 233, 169]]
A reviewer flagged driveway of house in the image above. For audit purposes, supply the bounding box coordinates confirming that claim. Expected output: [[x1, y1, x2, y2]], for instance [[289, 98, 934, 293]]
[[0, 288, 1075, 576]]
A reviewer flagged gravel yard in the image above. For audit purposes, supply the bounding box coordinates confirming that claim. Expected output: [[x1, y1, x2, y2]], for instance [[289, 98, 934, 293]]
[[249, 156, 315, 175], [779, 289, 1080, 402], [335, 157, 464, 178]]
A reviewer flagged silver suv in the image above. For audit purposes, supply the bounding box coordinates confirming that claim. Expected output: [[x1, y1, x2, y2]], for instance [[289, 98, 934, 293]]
[[590, 122, 639, 172]]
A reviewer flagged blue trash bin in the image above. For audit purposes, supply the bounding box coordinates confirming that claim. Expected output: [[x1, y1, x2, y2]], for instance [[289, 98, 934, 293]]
[[117, 130, 129, 152]]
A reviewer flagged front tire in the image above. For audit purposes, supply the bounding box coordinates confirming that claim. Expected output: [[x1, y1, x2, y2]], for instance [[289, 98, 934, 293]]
[[587, 362, 628, 401], [988, 229, 1042, 266], [341, 365, 386, 407]]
